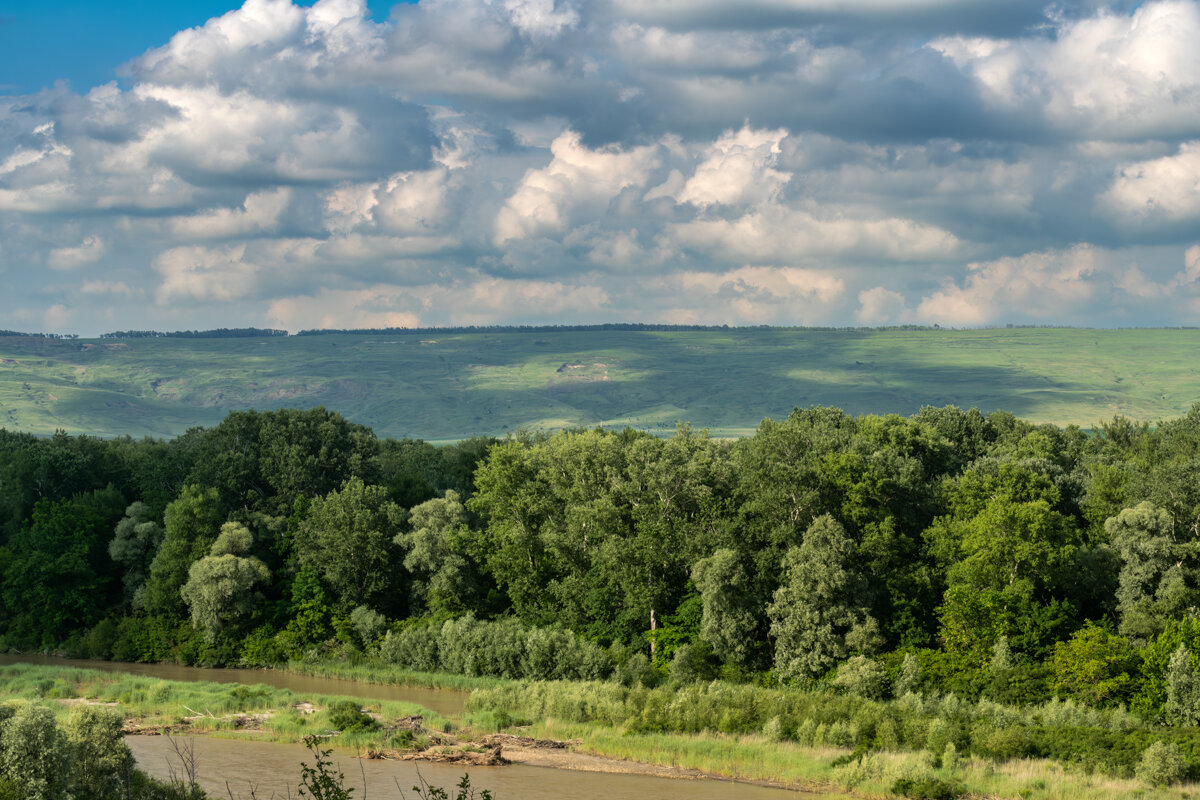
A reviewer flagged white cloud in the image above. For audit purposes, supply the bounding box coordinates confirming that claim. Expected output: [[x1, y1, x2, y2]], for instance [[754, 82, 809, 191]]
[[671, 204, 961, 263], [856, 286, 910, 324], [266, 274, 604, 330], [153, 245, 258, 305], [47, 236, 106, 271], [676, 126, 790, 209], [494, 131, 659, 244], [169, 188, 291, 239], [932, 1, 1200, 139], [914, 245, 1103, 326], [1102, 142, 1200, 225]]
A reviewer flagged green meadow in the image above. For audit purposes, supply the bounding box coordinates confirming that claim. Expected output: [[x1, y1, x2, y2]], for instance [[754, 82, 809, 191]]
[[0, 327, 1196, 440]]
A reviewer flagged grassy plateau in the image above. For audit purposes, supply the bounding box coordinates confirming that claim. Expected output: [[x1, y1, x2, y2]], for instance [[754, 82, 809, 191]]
[[0, 327, 1197, 440]]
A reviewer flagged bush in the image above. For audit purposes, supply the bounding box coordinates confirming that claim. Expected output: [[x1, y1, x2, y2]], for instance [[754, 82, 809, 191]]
[[891, 776, 962, 800], [669, 643, 719, 684], [326, 700, 377, 733], [832, 655, 889, 699], [0, 702, 71, 800], [380, 624, 440, 672], [1136, 740, 1188, 787], [349, 605, 388, 650], [64, 705, 133, 799]]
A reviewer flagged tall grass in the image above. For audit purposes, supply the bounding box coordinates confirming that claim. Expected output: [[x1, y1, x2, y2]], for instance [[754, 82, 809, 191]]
[[0, 664, 453, 753], [283, 659, 503, 693]]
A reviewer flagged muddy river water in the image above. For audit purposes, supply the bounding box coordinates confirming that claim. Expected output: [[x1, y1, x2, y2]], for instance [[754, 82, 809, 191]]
[[1, 655, 812, 799], [127, 735, 808, 800]]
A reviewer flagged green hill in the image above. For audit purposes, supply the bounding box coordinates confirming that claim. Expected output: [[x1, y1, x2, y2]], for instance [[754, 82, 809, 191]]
[[0, 327, 1195, 440]]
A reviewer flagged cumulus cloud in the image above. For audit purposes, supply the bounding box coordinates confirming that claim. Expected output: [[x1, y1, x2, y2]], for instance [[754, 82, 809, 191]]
[[2, 0, 1200, 333], [47, 235, 106, 270]]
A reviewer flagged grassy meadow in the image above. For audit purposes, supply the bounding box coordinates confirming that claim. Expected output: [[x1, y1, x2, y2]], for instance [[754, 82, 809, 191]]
[[4, 662, 1200, 800], [0, 327, 1197, 440]]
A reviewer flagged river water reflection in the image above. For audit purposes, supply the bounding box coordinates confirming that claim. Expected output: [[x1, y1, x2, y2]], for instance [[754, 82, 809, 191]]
[[0, 655, 467, 715], [128, 736, 810, 800]]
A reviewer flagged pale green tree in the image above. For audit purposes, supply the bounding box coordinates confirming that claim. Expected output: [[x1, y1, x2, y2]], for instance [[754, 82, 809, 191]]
[[143, 485, 223, 617], [108, 501, 163, 610], [0, 702, 71, 800], [64, 705, 133, 798], [180, 521, 270, 641], [768, 515, 880, 682], [1107, 502, 1200, 644], [397, 490, 479, 616], [1166, 644, 1200, 725], [691, 548, 759, 669]]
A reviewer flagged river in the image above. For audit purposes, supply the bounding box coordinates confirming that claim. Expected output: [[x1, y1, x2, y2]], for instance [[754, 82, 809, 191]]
[[128, 736, 809, 800], [0, 655, 812, 798], [0, 654, 466, 715]]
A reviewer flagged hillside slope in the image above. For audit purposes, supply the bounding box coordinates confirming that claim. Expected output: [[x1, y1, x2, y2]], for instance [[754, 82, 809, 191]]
[[0, 327, 1194, 439]]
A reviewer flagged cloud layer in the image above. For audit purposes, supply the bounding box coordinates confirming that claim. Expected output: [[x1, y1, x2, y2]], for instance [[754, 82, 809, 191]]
[[3, 0, 1200, 333]]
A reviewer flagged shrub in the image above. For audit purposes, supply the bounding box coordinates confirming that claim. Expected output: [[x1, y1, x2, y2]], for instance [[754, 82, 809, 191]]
[[326, 701, 377, 733], [349, 605, 388, 650], [891, 776, 962, 800], [832, 655, 889, 699], [1136, 740, 1188, 787], [669, 643, 719, 684], [64, 705, 133, 799], [616, 652, 659, 688], [0, 702, 71, 800]]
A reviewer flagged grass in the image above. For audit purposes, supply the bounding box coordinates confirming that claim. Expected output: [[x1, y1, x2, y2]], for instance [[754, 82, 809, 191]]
[[0, 663, 453, 751], [1, 327, 1199, 439], [282, 659, 505, 693], [6, 661, 1200, 799]]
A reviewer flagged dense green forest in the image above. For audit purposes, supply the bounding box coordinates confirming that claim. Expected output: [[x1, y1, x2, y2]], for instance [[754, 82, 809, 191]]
[[5, 402, 1200, 720]]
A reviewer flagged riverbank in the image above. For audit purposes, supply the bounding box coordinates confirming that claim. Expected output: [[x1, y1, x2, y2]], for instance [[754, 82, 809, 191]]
[[2, 660, 1197, 800]]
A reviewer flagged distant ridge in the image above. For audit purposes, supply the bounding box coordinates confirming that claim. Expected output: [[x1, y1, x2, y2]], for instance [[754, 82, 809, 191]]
[[2, 327, 1200, 440]]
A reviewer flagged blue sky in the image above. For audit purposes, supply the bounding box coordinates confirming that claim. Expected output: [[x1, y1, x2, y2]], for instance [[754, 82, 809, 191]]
[[2, 0, 1200, 334], [0, 0, 403, 94]]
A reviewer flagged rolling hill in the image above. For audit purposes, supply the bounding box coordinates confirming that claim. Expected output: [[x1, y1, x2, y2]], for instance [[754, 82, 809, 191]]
[[0, 327, 1195, 440]]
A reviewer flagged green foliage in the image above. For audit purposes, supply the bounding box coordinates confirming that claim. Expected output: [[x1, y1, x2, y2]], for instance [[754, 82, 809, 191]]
[[832, 655, 889, 700], [64, 705, 134, 799], [0, 702, 71, 800], [109, 501, 164, 610], [404, 772, 494, 800], [297, 735, 356, 800], [294, 477, 406, 612], [891, 776, 962, 800], [179, 523, 270, 642], [691, 548, 759, 670], [143, 486, 223, 617], [668, 642, 719, 684], [1165, 643, 1200, 725], [1, 486, 125, 646], [327, 700, 378, 733], [1107, 502, 1199, 645], [769, 515, 879, 682], [1049, 623, 1141, 706], [399, 490, 488, 617], [349, 605, 388, 649], [1136, 740, 1189, 786]]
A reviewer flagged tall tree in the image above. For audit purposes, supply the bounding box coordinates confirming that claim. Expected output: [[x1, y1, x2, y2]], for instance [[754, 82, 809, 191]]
[[768, 515, 880, 682], [293, 477, 406, 612], [180, 521, 270, 642], [142, 485, 223, 617], [108, 501, 163, 610], [1107, 502, 1200, 645]]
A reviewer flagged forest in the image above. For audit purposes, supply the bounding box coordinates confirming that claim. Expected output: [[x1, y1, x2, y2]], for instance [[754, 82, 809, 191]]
[[8, 404, 1200, 788]]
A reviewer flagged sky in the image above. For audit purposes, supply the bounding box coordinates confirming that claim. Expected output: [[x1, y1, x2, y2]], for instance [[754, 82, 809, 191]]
[[2, 0, 1200, 335]]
